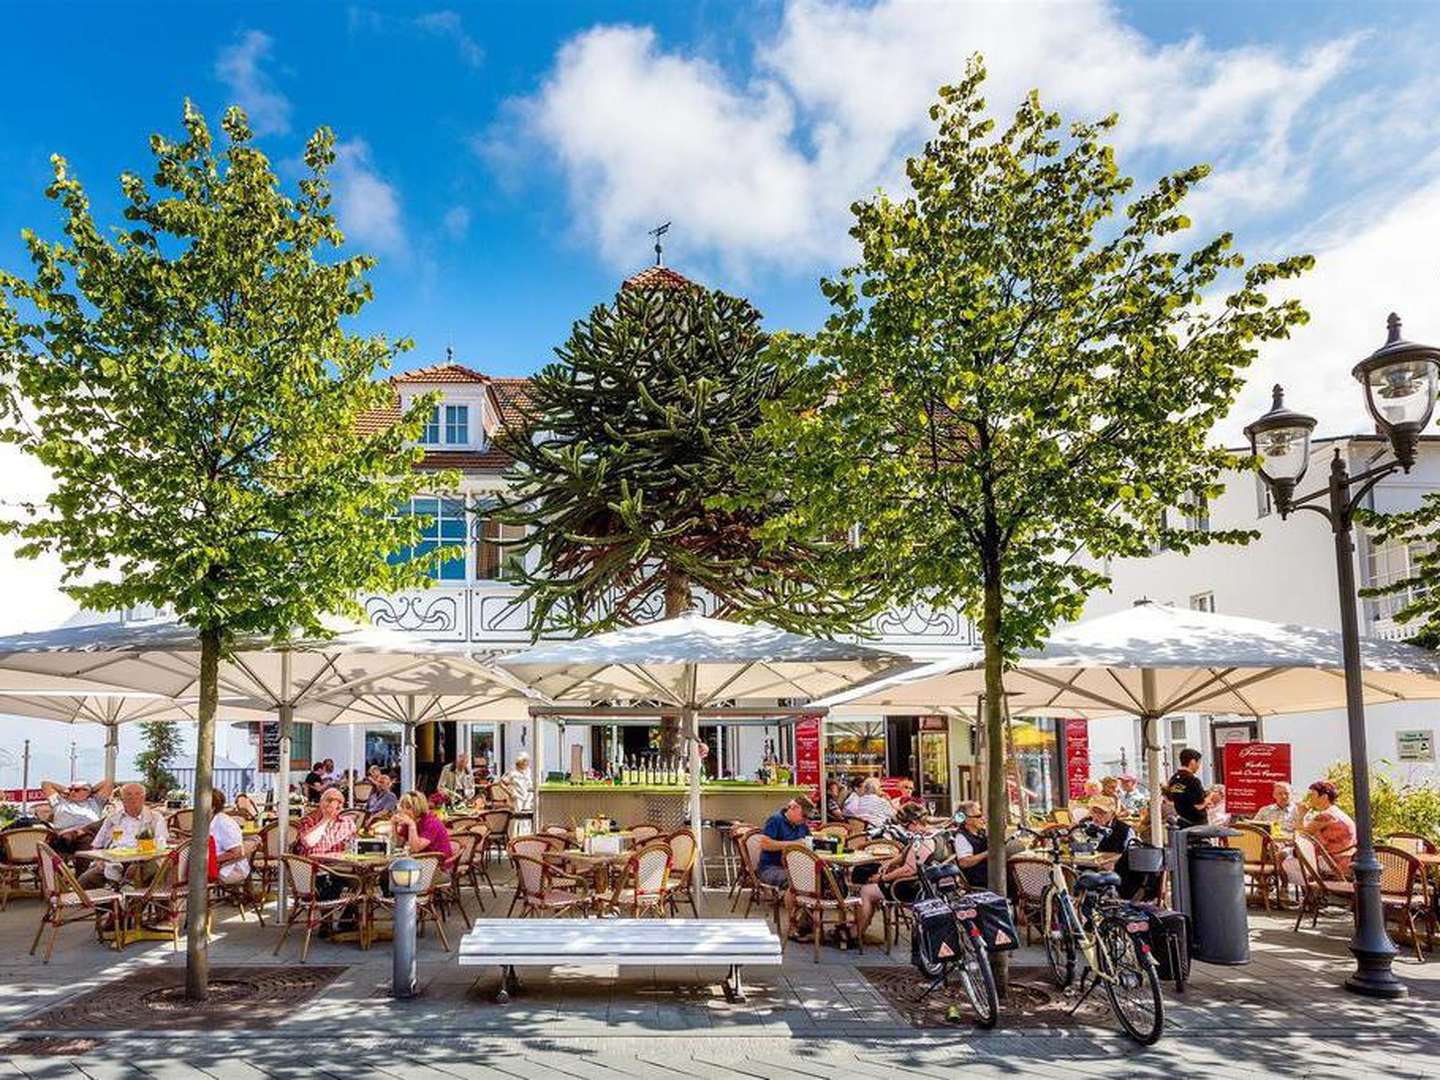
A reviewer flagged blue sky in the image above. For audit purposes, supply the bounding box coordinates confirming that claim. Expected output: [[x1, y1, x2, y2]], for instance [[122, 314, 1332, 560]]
[[4, 0, 1440, 779]]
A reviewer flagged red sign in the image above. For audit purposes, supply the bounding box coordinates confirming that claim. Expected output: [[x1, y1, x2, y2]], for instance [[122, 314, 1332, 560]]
[[1065, 718, 1090, 800], [795, 715, 821, 803], [0, 788, 45, 803], [1223, 741, 1292, 817]]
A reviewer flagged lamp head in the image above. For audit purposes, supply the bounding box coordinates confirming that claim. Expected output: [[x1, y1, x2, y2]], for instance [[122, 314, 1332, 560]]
[[1244, 384, 1316, 515], [1352, 313, 1440, 469]]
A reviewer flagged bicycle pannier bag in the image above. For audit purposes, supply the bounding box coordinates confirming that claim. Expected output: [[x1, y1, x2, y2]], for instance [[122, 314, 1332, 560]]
[[962, 889, 1020, 953], [910, 897, 962, 969]]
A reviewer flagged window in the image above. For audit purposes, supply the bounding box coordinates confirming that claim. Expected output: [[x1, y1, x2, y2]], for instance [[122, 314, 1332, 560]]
[[1182, 492, 1210, 533], [1190, 591, 1215, 613], [445, 404, 469, 445], [389, 497, 467, 581], [474, 515, 526, 582], [1364, 535, 1432, 627], [420, 406, 441, 445], [290, 721, 313, 770], [1167, 717, 1188, 774]]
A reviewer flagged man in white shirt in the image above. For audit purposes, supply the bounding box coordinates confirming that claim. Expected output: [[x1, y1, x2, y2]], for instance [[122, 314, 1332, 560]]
[[843, 778, 895, 827], [80, 782, 167, 886], [503, 753, 534, 812], [42, 777, 113, 855], [438, 752, 476, 801], [1252, 782, 1297, 831], [208, 790, 251, 886]]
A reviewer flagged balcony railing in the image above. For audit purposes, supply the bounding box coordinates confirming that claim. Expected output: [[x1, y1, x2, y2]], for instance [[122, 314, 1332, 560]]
[[361, 584, 977, 655]]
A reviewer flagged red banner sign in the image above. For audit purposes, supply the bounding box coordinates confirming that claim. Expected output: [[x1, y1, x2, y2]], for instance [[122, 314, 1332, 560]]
[[1065, 718, 1090, 800], [795, 714, 821, 804], [1223, 741, 1292, 817], [0, 788, 45, 803]]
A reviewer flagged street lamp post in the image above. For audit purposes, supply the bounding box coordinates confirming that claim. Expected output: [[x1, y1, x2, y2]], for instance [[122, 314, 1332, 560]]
[[1245, 313, 1440, 999]]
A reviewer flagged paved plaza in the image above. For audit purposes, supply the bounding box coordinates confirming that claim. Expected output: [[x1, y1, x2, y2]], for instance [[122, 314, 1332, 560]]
[[0, 878, 1436, 1079]]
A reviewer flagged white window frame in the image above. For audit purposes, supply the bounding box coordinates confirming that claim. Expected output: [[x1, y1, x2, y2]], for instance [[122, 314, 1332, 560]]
[[1190, 591, 1215, 613], [445, 404, 469, 445]]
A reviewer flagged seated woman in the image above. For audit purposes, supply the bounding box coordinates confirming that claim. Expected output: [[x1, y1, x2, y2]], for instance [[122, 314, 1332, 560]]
[[1299, 780, 1355, 876], [232, 793, 260, 822], [392, 791, 455, 874], [294, 786, 356, 856], [855, 804, 933, 940]]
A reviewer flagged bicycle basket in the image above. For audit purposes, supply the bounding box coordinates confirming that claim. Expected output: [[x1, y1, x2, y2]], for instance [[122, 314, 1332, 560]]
[[1123, 843, 1165, 874]]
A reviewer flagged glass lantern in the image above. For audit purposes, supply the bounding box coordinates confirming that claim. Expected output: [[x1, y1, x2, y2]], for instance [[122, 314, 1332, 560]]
[[1244, 385, 1316, 514], [1353, 314, 1440, 468]]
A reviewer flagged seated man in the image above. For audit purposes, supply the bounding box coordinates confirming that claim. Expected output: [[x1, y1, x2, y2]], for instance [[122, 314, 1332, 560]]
[[41, 777, 113, 856], [843, 779, 896, 827], [1086, 796, 1154, 900], [365, 771, 399, 815], [80, 781, 168, 888], [438, 753, 475, 802], [755, 796, 813, 933], [951, 800, 990, 888], [209, 789, 252, 886], [294, 787, 357, 856], [1252, 781, 1297, 831]]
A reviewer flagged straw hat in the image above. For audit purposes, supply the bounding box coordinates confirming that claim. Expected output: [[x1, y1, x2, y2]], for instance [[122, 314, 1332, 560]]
[[1087, 795, 1118, 816]]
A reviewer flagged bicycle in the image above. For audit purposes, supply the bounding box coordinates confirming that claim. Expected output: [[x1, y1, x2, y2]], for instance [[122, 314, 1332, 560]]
[[868, 823, 999, 1028], [1019, 824, 1164, 1045]]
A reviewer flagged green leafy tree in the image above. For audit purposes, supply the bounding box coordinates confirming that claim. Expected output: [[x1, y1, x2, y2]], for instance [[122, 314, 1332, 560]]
[[1325, 761, 1440, 842], [755, 59, 1312, 984], [135, 719, 183, 799], [0, 103, 448, 999], [498, 271, 879, 751], [1359, 507, 1440, 648]]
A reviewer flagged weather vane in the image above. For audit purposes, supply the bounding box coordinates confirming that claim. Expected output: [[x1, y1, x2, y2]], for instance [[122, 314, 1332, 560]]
[[649, 221, 670, 267]]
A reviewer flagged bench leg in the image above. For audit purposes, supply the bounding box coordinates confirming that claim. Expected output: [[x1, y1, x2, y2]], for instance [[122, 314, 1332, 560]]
[[723, 964, 747, 1004], [496, 964, 519, 1003]]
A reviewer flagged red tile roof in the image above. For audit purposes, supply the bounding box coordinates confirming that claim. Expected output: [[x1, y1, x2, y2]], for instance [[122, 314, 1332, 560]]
[[622, 265, 700, 292], [489, 377, 535, 430], [355, 399, 402, 435], [415, 448, 516, 472], [394, 362, 492, 384]]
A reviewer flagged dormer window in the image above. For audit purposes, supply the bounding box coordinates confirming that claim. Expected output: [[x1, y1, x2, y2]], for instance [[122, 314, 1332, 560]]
[[421, 406, 442, 445]]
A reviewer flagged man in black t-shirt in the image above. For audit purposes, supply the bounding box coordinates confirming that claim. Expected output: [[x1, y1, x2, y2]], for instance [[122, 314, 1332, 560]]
[[1165, 747, 1208, 828]]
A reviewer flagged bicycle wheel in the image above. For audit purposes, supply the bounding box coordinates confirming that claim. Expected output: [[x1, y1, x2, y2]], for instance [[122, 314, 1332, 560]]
[[955, 929, 999, 1028], [1098, 917, 1164, 1045], [1041, 886, 1075, 988]]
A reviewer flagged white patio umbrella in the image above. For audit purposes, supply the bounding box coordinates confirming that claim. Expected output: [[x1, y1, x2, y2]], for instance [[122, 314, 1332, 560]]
[[0, 617, 535, 914], [498, 609, 914, 906], [815, 601, 1440, 840]]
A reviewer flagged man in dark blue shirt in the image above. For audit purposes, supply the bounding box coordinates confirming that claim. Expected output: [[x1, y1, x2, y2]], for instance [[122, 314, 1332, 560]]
[[757, 796, 813, 888]]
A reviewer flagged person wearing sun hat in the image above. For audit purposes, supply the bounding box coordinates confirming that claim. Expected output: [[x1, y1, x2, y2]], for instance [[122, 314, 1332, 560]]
[[1116, 772, 1147, 816]]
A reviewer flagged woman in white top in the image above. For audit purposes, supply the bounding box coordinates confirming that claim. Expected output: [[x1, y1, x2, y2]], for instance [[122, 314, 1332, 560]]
[[208, 790, 251, 885]]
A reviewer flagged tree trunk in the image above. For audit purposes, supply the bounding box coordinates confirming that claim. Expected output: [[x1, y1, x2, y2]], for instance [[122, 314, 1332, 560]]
[[981, 574, 1010, 998], [185, 624, 220, 1002], [659, 569, 693, 758]]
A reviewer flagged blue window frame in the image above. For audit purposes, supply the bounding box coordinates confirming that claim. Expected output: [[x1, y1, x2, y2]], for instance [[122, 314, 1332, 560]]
[[388, 497, 467, 581], [445, 404, 469, 445], [420, 406, 441, 445]]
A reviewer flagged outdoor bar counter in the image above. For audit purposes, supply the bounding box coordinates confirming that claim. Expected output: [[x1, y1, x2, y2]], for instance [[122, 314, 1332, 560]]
[[538, 781, 808, 834]]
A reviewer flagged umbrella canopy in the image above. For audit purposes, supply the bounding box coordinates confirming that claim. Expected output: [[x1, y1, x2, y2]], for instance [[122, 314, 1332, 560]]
[[813, 601, 1440, 840], [499, 610, 915, 907], [498, 610, 912, 707]]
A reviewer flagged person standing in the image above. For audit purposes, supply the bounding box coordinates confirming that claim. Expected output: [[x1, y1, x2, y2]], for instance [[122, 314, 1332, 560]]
[[1165, 748, 1208, 828], [438, 752, 475, 802], [502, 753, 534, 812]]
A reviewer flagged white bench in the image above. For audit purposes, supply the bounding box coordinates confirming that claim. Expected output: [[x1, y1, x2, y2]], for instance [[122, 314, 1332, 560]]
[[458, 918, 783, 1002]]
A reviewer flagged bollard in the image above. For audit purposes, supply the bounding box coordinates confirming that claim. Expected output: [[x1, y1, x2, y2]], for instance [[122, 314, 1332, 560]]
[[390, 857, 421, 999]]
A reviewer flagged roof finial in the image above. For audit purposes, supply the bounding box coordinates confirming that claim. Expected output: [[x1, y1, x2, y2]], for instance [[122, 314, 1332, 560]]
[[446, 344, 454, 364], [1386, 312, 1402, 345], [648, 221, 670, 267]]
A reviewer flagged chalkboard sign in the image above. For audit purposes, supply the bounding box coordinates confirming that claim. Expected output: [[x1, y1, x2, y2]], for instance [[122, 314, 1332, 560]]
[[259, 721, 282, 773]]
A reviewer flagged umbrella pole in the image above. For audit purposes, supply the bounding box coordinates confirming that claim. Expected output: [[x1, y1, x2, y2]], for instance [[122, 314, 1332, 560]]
[[402, 694, 417, 793], [348, 725, 357, 808], [1140, 668, 1164, 848], [685, 703, 705, 912], [103, 722, 119, 786], [275, 651, 293, 923]]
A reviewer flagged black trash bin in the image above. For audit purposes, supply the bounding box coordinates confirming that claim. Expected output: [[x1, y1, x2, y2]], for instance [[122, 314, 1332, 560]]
[[1188, 845, 1249, 965]]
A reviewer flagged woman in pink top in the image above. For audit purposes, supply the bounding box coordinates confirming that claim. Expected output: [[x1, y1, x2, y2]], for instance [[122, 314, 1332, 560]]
[[393, 791, 455, 871], [1301, 780, 1356, 876]]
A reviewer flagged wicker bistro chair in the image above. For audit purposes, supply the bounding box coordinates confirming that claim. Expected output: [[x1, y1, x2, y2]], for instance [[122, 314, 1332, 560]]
[[1290, 833, 1356, 931], [842, 816, 869, 838], [599, 843, 675, 918], [727, 824, 755, 904], [0, 824, 52, 909], [249, 822, 289, 901], [372, 853, 451, 952], [1231, 823, 1283, 910], [339, 809, 366, 831], [738, 829, 785, 932], [1375, 844, 1435, 960], [440, 831, 483, 922], [782, 845, 863, 962], [663, 828, 700, 917], [629, 825, 661, 845], [481, 809, 513, 864], [1385, 832, 1438, 856], [166, 808, 195, 838], [460, 823, 499, 900], [273, 855, 364, 962], [30, 841, 126, 963], [123, 846, 193, 950], [509, 854, 589, 918], [1007, 854, 1055, 946], [446, 816, 483, 835]]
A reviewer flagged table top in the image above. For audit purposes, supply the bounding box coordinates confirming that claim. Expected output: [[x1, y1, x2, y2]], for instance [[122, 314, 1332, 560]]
[[817, 851, 880, 866], [76, 846, 171, 864], [313, 851, 398, 868], [1413, 852, 1440, 865], [556, 848, 634, 867]]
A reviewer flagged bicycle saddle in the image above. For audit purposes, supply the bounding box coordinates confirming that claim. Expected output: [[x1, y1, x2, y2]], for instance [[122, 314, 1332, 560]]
[[1074, 870, 1122, 893]]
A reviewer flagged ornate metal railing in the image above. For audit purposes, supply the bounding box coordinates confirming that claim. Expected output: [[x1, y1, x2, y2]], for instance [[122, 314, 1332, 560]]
[[361, 585, 977, 654]]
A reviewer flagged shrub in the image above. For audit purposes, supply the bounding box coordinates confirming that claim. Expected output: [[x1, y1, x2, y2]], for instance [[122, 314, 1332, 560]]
[[1323, 761, 1440, 841]]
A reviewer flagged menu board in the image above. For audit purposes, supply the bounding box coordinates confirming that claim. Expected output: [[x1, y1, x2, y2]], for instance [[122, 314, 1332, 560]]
[[1065, 718, 1090, 800], [1223, 741, 1292, 816], [795, 714, 822, 803], [259, 720, 282, 773]]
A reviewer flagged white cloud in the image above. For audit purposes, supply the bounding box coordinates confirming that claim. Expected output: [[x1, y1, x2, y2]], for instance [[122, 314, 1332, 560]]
[[0, 443, 77, 635], [331, 140, 407, 258], [214, 29, 292, 137], [443, 205, 471, 240], [493, 0, 1368, 275], [415, 10, 485, 68]]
